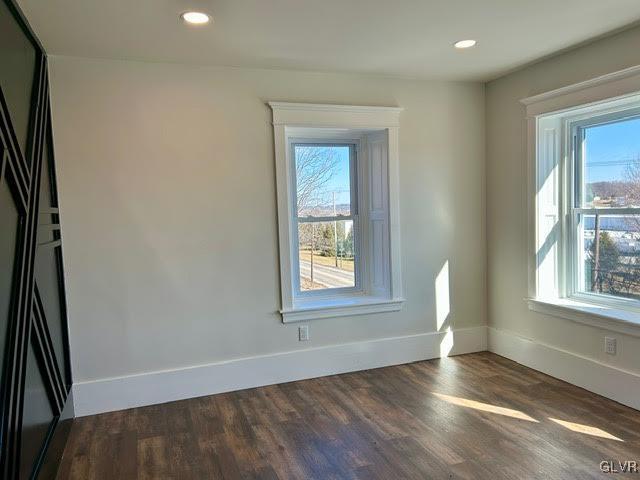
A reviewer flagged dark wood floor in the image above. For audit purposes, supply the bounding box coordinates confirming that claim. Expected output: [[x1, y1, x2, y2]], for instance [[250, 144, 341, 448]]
[[56, 352, 640, 479]]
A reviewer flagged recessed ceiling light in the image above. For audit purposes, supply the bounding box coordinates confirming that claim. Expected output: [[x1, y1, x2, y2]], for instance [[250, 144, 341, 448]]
[[454, 39, 477, 49], [181, 11, 211, 25]]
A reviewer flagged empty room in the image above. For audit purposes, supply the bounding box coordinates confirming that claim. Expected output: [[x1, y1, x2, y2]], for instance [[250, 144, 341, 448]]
[[2, 0, 640, 478]]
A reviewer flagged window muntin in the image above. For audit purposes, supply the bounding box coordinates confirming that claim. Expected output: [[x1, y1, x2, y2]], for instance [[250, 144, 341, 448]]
[[571, 112, 640, 305], [291, 143, 359, 294]]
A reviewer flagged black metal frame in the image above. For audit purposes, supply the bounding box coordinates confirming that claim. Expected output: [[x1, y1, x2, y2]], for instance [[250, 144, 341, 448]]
[[0, 0, 73, 478]]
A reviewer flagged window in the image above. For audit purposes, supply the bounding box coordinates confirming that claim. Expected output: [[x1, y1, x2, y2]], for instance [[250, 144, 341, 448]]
[[293, 143, 358, 293], [525, 72, 640, 328], [269, 102, 404, 322], [571, 112, 640, 306]]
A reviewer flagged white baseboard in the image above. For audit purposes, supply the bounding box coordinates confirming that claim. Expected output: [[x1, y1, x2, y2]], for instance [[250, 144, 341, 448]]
[[488, 327, 640, 411], [73, 326, 487, 417]]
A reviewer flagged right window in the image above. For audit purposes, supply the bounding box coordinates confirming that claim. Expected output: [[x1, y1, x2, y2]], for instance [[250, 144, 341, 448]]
[[571, 111, 640, 306]]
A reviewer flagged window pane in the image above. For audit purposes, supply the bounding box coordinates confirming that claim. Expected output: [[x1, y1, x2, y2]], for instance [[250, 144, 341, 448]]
[[581, 116, 640, 208], [298, 220, 355, 291], [579, 214, 640, 301], [295, 145, 352, 217]]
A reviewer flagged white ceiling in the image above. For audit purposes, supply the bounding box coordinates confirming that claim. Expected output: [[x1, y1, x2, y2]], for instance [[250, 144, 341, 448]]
[[17, 0, 640, 81]]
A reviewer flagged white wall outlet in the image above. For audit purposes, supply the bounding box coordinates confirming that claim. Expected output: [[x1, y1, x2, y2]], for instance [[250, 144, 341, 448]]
[[605, 336, 617, 355], [298, 325, 309, 341]]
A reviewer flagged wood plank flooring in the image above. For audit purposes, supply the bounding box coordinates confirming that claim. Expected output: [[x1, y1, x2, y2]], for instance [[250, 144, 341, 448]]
[[55, 352, 640, 479]]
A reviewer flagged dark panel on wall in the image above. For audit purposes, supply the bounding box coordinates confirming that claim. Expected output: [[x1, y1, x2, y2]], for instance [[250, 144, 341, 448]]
[[19, 340, 55, 480], [0, 0, 72, 478], [34, 124, 69, 390], [36, 392, 73, 480], [34, 250, 67, 389], [0, 170, 20, 399], [0, 0, 36, 159]]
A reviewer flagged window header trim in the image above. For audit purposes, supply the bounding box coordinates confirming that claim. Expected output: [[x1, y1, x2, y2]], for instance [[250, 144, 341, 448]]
[[520, 64, 640, 115], [269, 102, 403, 128]]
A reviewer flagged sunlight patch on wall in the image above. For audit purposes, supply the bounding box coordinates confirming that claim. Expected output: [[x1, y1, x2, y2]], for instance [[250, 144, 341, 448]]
[[440, 328, 454, 357], [435, 261, 450, 330]]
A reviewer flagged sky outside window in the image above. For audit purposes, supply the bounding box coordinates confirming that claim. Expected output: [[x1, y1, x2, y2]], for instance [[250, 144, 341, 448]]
[[583, 116, 640, 208], [295, 145, 351, 217], [584, 116, 640, 183]]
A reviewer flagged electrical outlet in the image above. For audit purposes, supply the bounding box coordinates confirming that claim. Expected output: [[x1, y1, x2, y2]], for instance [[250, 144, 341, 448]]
[[605, 337, 617, 355], [298, 325, 309, 341]]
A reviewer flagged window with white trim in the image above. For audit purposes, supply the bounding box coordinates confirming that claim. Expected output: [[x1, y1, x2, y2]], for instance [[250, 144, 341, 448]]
[[531, 93, 640, 317], [571, 110, 640, 306], [269, 103, 404, 322], [293, 142, 359, 294]]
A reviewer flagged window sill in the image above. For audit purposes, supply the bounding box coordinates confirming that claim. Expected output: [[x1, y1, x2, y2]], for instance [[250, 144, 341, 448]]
[[280, 297, 405, 323], [527, 297, 640, 337]]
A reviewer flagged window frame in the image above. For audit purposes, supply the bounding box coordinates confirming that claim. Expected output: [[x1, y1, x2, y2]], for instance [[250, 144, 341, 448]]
[[289, 139, 363, 298], [566, 109, 640, 312], [522, 69, 640, 332], [268, 102, 405, 323]]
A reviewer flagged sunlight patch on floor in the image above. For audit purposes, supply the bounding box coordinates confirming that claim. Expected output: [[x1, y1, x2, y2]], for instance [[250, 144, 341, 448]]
[[549, 418, 623, 442], [433, 393, 538, 422]]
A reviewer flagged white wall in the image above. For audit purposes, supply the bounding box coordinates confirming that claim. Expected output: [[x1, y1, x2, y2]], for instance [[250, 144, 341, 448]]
[[486, 26, 640, 377], [48, 57, 486, 391]]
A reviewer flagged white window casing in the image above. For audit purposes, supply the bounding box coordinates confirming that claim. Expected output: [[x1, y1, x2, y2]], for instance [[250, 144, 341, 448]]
[[269, 103, 404, 322], [522, 65, 640, 334]]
